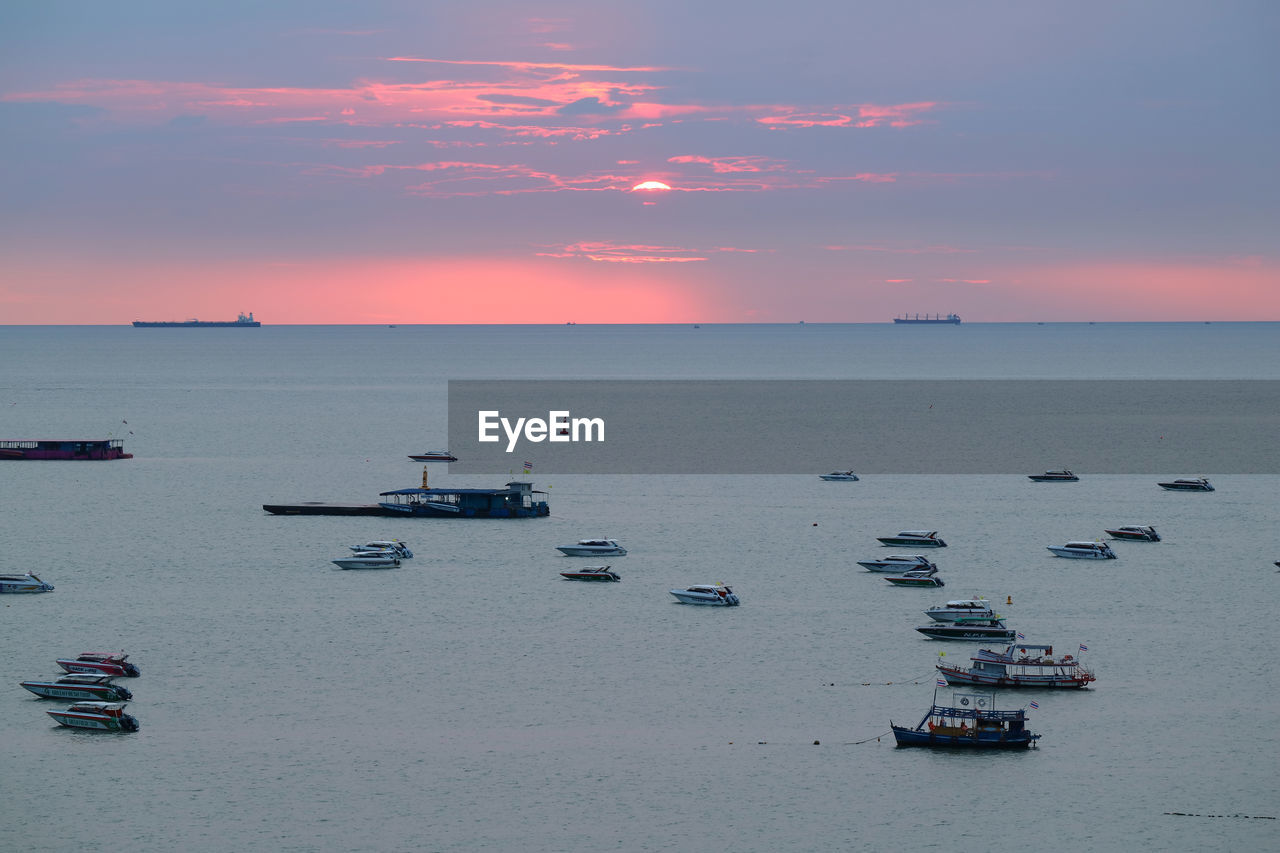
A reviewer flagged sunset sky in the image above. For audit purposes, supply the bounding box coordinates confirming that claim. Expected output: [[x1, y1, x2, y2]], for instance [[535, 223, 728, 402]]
[[2, 2, 1276, 323]]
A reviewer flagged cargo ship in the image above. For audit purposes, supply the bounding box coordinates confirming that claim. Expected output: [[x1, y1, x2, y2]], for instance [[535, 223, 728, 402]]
[[893, 313, 961, 324], [0, 439, 132, 460], [132, 312, 260, 327]]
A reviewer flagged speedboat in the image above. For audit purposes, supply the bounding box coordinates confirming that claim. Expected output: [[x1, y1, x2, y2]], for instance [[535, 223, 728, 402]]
[[923, 598, 994, 622], [938, 643, 1096, 689], [857, 554, 936, 573], [876, 531, 947, 548], [1046, 541, 1117, 559], [1028, 469, 1078, 482], [1157, 477, 1214, 491], [557, 539, 627, 557], [1105, 525, 1160, 542], [916, 618, 1015, 641], [20, 673, 133, 701], [332, 551, 400, 569], [819, 471, 859, 481], [56, 653, 140, 678], [0, 572, 55, 593], [408, 451, 457, 462], [349, 540, 413, 558], [560, 565, 621, 581], [46, 701, 140, 732], [884, 570, 945, 588], [891, 691, 1039, 749], [669, 583, 740, 606]]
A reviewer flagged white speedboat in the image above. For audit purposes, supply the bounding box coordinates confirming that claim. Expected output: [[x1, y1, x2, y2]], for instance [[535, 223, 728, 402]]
[[332, 551, 401, 569], [349, 540, 413, 558], [1105, 525, 1160, 542], [20, 673, 133, 701], [46, 701, 139, 732], [923, 598, 995, 622], [1157, 477, 1213, 491], [670, 583, 740, 606], [856, 554, 937, 573], [819, 471, 859, 481], [1046, 541, 1117, 559], [876, 530, 947, 548], [0, 572, 54, 593], [556, 539, 627, 557]]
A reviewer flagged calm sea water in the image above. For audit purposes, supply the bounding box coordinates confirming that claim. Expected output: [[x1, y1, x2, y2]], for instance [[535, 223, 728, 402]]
[[1, 323, 1277, 853]]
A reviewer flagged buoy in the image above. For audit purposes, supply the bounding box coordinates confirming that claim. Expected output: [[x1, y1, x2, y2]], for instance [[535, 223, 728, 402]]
[[1006, 595, 1012, 605], [813, 740, 820, 745]]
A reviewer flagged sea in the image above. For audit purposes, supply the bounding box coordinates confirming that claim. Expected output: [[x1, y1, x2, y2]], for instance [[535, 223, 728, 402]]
[[1, 323, 1277, 853]]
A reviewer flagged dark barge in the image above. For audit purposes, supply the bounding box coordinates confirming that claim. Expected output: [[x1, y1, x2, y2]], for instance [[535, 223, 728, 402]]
[[264, 480, 550, 518], [1, 439, 132, 460]]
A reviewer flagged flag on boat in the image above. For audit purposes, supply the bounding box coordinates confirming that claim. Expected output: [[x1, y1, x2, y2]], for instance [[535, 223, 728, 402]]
[[1016, 632, 1025, 639], [937, 678, 947, 687], [1078, 644, 1088, 652], [1028, 701, 1039, 709]]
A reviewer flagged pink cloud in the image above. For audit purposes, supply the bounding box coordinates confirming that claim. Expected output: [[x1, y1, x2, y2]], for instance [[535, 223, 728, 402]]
[[537, 241, 756, 264], [667, 154, 788, 174], [758, 102, 939, 129]]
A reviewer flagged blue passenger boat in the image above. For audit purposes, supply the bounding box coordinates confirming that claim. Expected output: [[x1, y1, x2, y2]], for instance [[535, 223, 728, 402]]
[[892, 690, 1039, 749]]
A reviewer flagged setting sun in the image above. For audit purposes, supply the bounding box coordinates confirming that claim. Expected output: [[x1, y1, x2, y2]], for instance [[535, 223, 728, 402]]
[[631, 180, 672, 191]]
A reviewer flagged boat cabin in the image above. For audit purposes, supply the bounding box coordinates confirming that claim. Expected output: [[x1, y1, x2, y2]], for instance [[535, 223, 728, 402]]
[[379, 481, 550, 518]]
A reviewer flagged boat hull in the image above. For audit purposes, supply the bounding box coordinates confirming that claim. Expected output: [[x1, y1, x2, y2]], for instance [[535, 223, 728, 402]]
[[1046, 548, 1115, 559], [670, 591, 740, 606], [332, 558, 399, 569], [557, 547, 626, 556], [560, 572, 620, 581], [890, 725, 1034, 749], [1158, 482, 1214, 491], [876, 538, 946, 548], [916, 626, 1016, 641], [885, 576, 944, 587], [937, 667, 1092, 689]]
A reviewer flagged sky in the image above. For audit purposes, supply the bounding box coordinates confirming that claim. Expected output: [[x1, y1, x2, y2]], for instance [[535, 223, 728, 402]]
[[1, 1, 1277, 324]]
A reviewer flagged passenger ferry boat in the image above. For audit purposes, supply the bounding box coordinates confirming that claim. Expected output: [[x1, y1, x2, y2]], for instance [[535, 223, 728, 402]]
[[0, 439, 132, 460], [1157, 477, 1214, 492], [265, 479, 550, 518], [47, 702, 140, 732], [916, 618, 1016, 641], [937, 643, 1096, 689], [891, 690, 1039, 749]]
